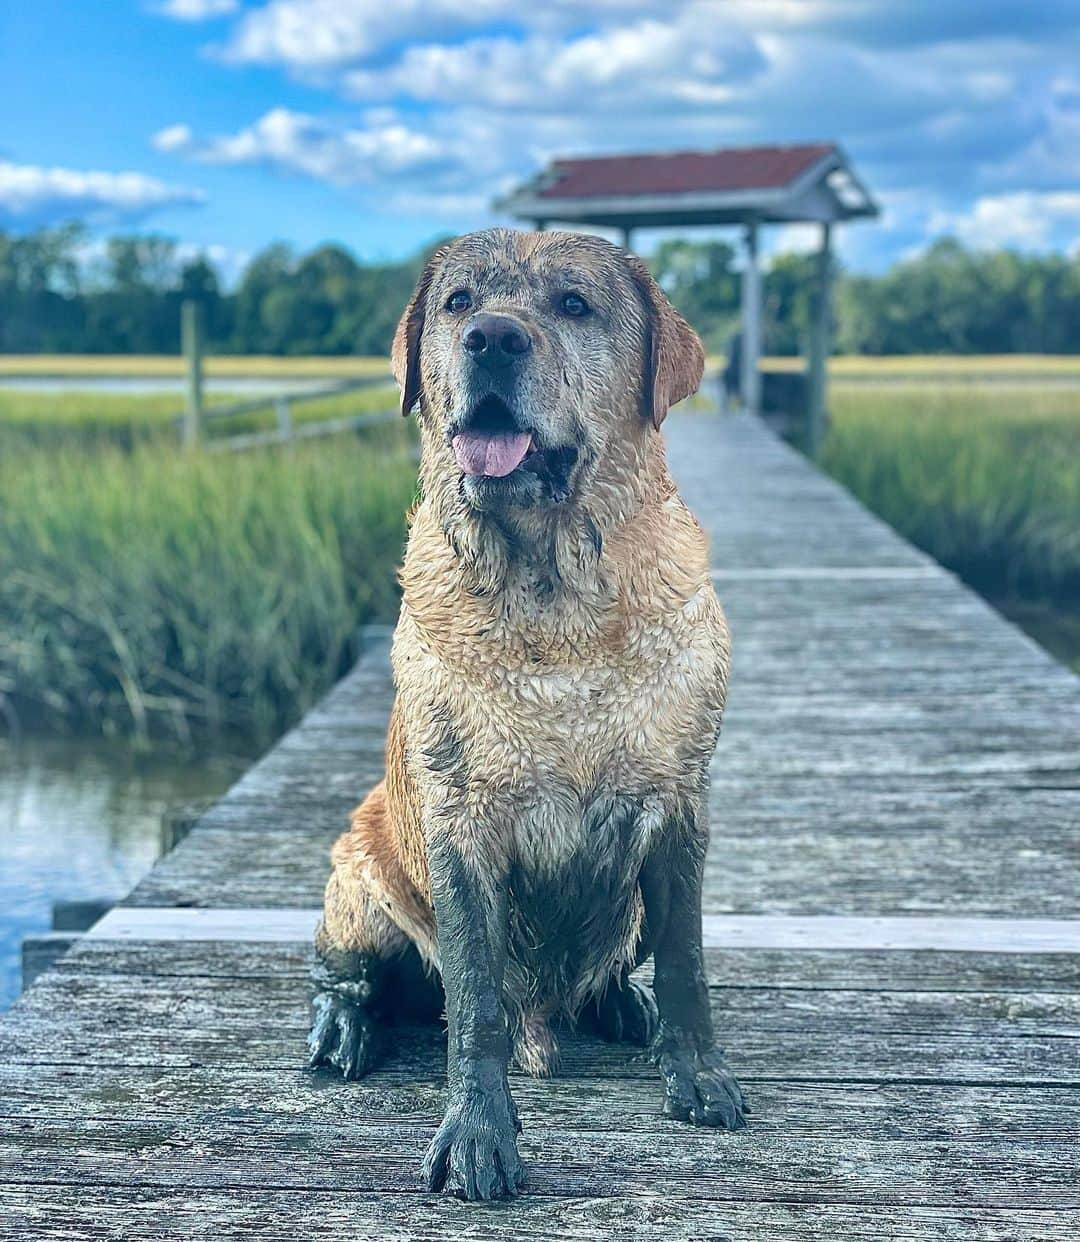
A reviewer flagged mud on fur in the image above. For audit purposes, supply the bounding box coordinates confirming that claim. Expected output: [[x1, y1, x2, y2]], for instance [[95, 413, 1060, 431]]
[[308, 228, 748, 1202]]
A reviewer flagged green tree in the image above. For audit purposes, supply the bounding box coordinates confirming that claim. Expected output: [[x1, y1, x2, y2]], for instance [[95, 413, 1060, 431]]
[[649, 238, 740, 353], [2, 225, 1078, 358]]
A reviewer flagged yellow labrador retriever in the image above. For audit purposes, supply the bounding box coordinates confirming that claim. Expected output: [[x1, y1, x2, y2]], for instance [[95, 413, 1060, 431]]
[[308, 228, 747, 1200]]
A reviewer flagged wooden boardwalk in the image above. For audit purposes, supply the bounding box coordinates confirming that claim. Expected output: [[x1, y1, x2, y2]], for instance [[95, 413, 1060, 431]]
[[3, 412, 1078, 1240]]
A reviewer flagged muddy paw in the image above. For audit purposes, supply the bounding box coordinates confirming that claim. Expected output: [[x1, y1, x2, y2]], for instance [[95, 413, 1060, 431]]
[[590, 977, 659, 1047], [422, 1082, 525, 1201], [655, 1039, 749, 1129], [307, 990, 383, 1081]]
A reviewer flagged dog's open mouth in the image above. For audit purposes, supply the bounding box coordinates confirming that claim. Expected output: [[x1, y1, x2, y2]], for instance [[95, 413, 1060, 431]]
[[451, 395, 539, 479], [451, 394, 580, 504]]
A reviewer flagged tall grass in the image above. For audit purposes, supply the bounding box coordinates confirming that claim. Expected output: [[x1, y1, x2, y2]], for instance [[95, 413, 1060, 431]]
[[0, 424, 415, 745], [822, 385, 1080, 658], [0, 355, 390, 378], [0, 386, 398, 452]]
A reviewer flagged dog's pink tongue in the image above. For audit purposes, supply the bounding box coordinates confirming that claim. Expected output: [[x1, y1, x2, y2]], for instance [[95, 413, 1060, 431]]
[[452, 430, 532, 478]]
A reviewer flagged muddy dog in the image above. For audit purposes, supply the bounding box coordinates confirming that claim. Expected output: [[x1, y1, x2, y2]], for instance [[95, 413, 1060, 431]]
[[308, 228, 747, 1200]]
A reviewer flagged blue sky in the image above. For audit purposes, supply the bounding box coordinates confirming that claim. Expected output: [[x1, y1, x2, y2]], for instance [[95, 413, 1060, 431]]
[[1, 1, 1078, 276]]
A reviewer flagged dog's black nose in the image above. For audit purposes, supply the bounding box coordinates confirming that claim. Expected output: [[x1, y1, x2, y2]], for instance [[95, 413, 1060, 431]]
[[461, 312, 532, 369]]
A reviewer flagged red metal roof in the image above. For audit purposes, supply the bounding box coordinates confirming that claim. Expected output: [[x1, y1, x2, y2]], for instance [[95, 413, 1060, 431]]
[[534, 144, 836, 200]]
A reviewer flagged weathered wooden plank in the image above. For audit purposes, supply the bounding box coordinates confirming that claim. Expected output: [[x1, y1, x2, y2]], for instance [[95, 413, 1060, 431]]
[[701, 823, 1079, 920], [45, 937, 1080, 993], [169, 762, 1080, 837], [3, 1114, 1079, 1210], [168, 714, 1080, 789], [4, 1063, 1077, 1144], [123, 828, 337, 908], [4, 971, 1079, 1082], [118, 799, 1079, 915], [83, 908, 1080, 956], [669, 415, 935, 571], [25, 951, 1080, 1033], [2, 1186, 1074, 1242], [19, 933, 78, 993]]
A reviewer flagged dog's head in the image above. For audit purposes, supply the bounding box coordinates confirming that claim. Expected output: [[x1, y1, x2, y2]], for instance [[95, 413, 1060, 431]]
[[393, 228, 703, 514]]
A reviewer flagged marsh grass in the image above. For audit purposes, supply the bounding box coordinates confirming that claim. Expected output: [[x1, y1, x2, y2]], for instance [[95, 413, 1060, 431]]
[[759, 354, 1080, 378], [0, 421, 416, 744], [10, 353, 1078, 380], [0, 385, 399, 451], [822, 383, 1079, 664], [0, 355, 390, 378]]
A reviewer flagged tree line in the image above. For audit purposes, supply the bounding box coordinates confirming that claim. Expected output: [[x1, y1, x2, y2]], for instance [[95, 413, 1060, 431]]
[[2, 224, 1078, 357]]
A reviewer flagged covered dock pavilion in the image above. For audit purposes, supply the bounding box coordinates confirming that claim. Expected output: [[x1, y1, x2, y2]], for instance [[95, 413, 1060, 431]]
[[498, 142, 878, 454]]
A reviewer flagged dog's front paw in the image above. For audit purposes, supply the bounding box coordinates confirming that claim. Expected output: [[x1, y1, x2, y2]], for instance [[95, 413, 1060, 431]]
[[422, 1080, 525, 1201], [654, 1034, 748, 1130], [307, 990, 383, 1080]]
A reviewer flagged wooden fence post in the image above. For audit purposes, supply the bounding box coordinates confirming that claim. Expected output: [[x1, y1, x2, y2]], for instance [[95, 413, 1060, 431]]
[[181, 300, 204, 448]]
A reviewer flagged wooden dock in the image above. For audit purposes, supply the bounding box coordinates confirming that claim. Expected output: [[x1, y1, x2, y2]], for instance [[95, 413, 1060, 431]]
[[3, 411, 1078, 1240]]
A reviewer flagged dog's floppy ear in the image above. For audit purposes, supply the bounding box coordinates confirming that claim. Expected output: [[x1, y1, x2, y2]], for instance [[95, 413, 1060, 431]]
[[392, 244, 449, 417], [624, 252, 705, 430]]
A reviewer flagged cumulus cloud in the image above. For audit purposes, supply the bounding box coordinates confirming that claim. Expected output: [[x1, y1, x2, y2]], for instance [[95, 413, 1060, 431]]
[[152, 123, 194, 153], [184, 107, 475, 189], [344, 9, 764, 113], [215, 1, 697, 72], [0, 160, 205, 229], [219, 0, 509, 70], [155, 0, 238, 20], [928, 192, 1080, 251]]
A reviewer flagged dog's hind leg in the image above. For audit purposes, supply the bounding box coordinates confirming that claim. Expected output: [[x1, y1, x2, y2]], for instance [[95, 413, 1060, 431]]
[[582, 972, 659, 1047], [308, 781, 439, 1080], [308, 926, 393, 1081]]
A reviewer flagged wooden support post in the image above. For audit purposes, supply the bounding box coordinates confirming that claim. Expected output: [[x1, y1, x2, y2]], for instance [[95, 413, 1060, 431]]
[[181, 299, 204, 448], [621, 227, 634, 252], [275, 396, 293, 444], [741, 223, 761, 418], [806, 221, 833, 458]]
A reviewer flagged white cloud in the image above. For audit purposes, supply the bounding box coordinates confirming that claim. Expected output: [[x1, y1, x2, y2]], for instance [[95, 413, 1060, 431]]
[[214, 1, 874, 75], [344, 8, 763, 113], [155, 0, 238, 20], [187, 107, 470, 188], [928, 191, 1080, 250], [219, 0, 509, 70], [0, 160, 205, 228], [152, 123, 194, 153]]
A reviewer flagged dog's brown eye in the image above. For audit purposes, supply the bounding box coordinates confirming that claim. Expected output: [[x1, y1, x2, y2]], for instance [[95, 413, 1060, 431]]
[[561, 292, 591, 318], [446, 290, 472, 314]]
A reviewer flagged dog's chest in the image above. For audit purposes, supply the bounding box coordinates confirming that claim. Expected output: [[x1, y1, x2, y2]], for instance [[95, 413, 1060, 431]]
[[508, 771, 663, 871], [476, 631, 713, 804], [507, 786, 662, 1005]]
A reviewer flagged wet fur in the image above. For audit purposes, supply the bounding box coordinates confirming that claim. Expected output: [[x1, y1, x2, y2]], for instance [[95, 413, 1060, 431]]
[[310, 228, 747, 1199]]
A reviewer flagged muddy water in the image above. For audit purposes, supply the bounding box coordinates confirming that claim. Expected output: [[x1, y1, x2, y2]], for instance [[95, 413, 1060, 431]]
[[0, 736, 250, 1008]]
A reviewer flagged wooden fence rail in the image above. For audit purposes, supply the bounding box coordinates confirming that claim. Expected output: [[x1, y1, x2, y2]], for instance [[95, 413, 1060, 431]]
[[178, 299, 395, 450], [204, 407, 400, 454]]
